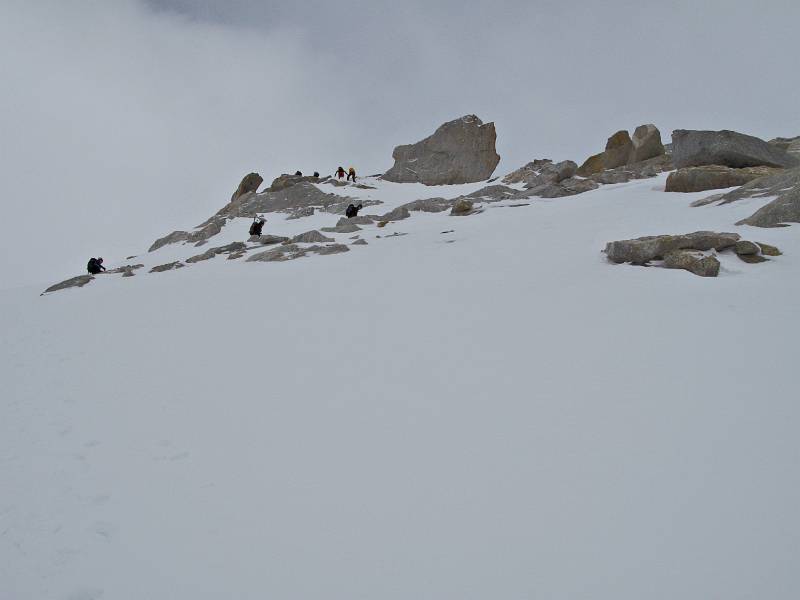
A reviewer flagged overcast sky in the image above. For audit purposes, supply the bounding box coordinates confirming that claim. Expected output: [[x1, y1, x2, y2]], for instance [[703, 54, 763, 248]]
[[1, 0, 798, 288]]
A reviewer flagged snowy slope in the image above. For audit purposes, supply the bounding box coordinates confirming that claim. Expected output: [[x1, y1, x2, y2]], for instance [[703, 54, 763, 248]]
[[3, 175, 800, 600]]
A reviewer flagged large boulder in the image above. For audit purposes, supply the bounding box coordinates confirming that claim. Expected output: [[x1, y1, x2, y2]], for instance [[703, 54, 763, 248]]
[[231, 172, 263, 202], [289, 230, 334, 244], [629, 124, 665, 164], [576, 152, 605, 177], [605, 231, 740, 264], [268, 173, 320, 192], [672, 129, 800, 169], [382, 115, 500, 185], [450, 199, 475, 216], [603, 130, 633, 169], [665, 165, 782, 193]]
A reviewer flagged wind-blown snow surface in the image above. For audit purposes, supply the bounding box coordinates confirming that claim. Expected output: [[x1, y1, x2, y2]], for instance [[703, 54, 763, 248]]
[[3, 175, 800, 600]]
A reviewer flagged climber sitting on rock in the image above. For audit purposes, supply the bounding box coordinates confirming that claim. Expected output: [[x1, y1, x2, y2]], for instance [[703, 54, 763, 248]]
[[336, 166, 346, 179], [345, 203, 363, 219], [249, 217, 265, 237], [87, 257, 106, 275], [347, 166, 357, 182]]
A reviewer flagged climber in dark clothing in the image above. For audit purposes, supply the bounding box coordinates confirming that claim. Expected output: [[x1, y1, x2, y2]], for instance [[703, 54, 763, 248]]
[[249, 217, 265, 236], [294, 170, 302, 176], [336, 166, 346, 179], [87, 257, 106, 275], [345, 203, 363, 219]]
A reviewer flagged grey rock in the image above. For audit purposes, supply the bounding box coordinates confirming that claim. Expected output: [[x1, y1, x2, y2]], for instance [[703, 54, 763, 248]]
[[603, 130, 633, 169], [308, 243, 350, 256], [719, 166, 800, 205], [337, 215, 373, 225], [247, 244, 306, 262], [255, 234, 290, 245], [736, 186, 800, 228], [352, 239, 368, 246], [105, 264, 144, 275], [231, 172, 263, 202], [289, 230, 335, 244], [186, 242, 247, 263], [380, 206, 411, 221], [321, 223, 361, 233], [768, 136, 800, 157], [43, 275, 94, 294], [502, 159, 553, 184], [605, 231, 740, 264], [149, 230, 190, 252], [286, 207, 315, 220], [382, 115, 500, 185], [629, 124, 665, 164], [399, 197, 453, 213], [666, 165, 782, 193], [149, 261, 185, 273], [464, 185, 518, 202], [734, 240, 760, 255], [589, 154, 674, 185], [672, 129, 800, 169], [663, 251, 720, 277], [525, 177, 599, 198], [737, 253, 769, 264], [450, 198, 475, 215], [757, 242, 782, 256]]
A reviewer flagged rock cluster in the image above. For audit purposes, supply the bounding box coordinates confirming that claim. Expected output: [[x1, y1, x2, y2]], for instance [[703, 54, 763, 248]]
[[383, 115, 500, 185], [577, 124, 666, 176], [605, 231, 740, 265], [665, 165, 781, 193]]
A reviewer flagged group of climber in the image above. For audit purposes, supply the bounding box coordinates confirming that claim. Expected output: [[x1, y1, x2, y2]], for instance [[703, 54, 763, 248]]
[[292, 167, 356, 181], [336, 166, 357, 182]]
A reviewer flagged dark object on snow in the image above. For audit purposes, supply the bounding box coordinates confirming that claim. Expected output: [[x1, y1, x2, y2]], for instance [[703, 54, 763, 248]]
[[249, 217, 265, 237], [336, 166, 346, 179], [294, 171, 302, 176], [345, 203, 363, 219], [87, 257, 105, 274], [313, 171, 320, 178]]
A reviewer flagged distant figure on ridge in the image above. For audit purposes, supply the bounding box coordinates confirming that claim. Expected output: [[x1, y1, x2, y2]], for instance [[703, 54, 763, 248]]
[[336, 166, 346, 180], [294, 170, 302, 176], [345, 203, 363, 219], [249, 217, 265, 237], [87, 257, 105, 275], [313, 171, 320, 178], [347, 166, 357, 182]]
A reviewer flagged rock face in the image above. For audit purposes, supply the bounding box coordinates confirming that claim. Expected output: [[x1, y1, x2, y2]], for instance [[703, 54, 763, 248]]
[[734, 241, 759, 255], [672, 129, 800, 169], [382, 115, 500, 185], [589, 154, 674, 185], [704, 166, 800, 227], [665, 165, 781, 193], [231, 173, 263, 202], [605, 231, 740, 264], [268, 173, 320, 192], [629, 124, 665, 164], [663, 251, 721, 277], [379, 206, 411, 221], [603, 131, 634, 169], [768, 136, 800, 157], [186, 242, 247, 263]]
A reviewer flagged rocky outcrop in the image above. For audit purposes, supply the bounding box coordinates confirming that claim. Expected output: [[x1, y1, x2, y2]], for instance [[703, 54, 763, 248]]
[[525, 177, 599, 198], [736, 186, 800, 228], [663, 251, 720, 277], [268, 173, 320, 192], [629, 124, 665, 164], [768, 136, 800, 157], [379, 206, 411, 221], [589, 154, 673, 185], [382, 115, 500, 185], [672, 129, 800, 169], [42, 275, 94, 294], [247, 244, 305, 262], [105, 264, 144, 275], [186, 242, 247, 263], [464, 185, 518, 202], [665, 165, 781, 193], [399, 197, 454, 213], [286, 207, 315, 220], [502, 159, 576, 188], [603, 131, 634, 169], [231, 172, 263, 202], [289, 230, 334, 244], [251, 234, 290, 245], [352, 239, 368, 246], [338, 216, 374, 225], [149, 261, 185, 273], [321, 223, 361, 234], [605, 231, 740, 264], [148, 218, 226, 252]]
